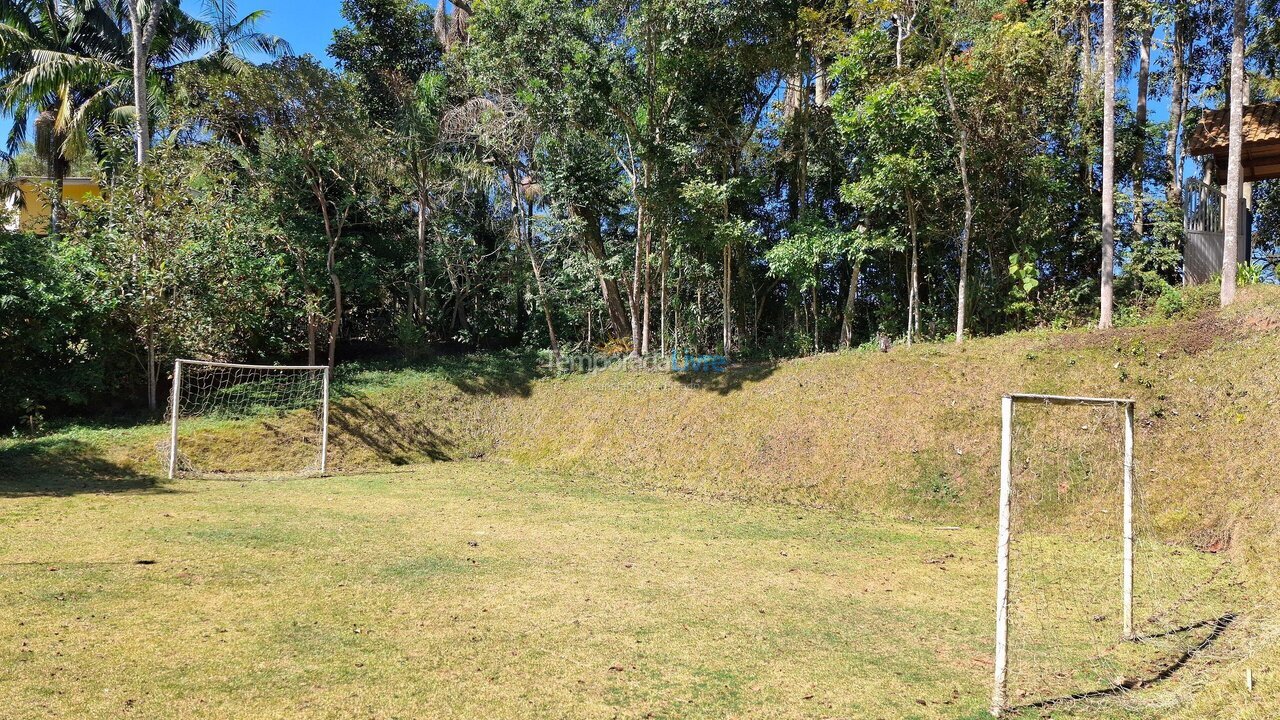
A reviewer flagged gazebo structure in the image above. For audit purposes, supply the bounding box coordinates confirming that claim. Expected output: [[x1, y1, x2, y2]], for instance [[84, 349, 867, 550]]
[[1183, 102, 1277, 283]]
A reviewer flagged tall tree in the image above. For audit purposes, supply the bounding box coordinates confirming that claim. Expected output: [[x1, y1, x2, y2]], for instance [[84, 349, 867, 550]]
[[1165, 1, 1186, 206], [942, 63, 972, 345], [1221, 0, 1248, 306], [127, 0, 170, 165], [1133, 5, 1152, 239], [1099, 0, 1116, 329]]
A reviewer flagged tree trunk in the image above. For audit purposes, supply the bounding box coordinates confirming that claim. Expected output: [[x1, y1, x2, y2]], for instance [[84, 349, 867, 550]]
[[641, 227, 652, 355], [943, 67, 973, 344], [906, 190, 919, 345], [1079, 5, 1094, 190], [128, 0, 165, 166], [576, 205, 629, 338], [815, 57, 830, 107], [659, 229, 669, 356], [1221, 0, 1247, 307], [327, 272, 342, 373], [1166, 10, 1185, 206], [146, 325, 157, 411], [840, 260, 861, 348], [629, 203, 645, 357], [1133, 16, 1151, 239], [416, 190, 429, 323], [515, 178, 559, 366], [315, 183, 344, 372], [307, 311, 317, 366], [1099, 0, 1116, 329], [722, 242, 732, 354]]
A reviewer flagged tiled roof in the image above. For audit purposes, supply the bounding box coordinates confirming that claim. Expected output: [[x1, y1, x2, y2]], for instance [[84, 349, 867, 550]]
[[1187, 101, 1280, 156]]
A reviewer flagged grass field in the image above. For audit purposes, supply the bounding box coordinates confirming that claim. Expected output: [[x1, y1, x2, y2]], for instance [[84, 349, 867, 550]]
[[0, 461, 1247, 720]]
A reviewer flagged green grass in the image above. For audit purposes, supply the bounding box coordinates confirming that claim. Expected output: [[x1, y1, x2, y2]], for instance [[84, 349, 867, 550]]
[[0, 462, 1250, 720]]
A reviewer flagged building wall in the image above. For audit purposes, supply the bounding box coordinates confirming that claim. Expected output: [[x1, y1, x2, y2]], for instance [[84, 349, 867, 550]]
[[5, 178, 102, 234]]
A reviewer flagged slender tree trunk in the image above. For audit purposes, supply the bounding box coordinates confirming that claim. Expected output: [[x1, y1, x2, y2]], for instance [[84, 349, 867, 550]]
[[659, 229, 669, 356], [307, 311, 317, 366], [1079, 5, 1094, 189], [629, 202, 645, 357], [722, 243, 732, 354], [1133, 16, 1152, 239], [943, 68, 973, 344], [641, 227, 652, 355], [327, 273, 342, 373], [906, 190, 919, 345], [1166, 11, 1185, 206], [416, 190, 428, 323], [325, 237, 342, 373], [1099, 0, 1116, 329], [314, 184, 344, 372], [840, 260, 861, 348], [514, 177, 559, 366], [1221, 0, 1247, 307], [1079, 5, 1092, 77], [146, 325, 157, 411]]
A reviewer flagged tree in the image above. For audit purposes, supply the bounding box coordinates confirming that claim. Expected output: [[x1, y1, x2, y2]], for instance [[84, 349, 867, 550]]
[[329, 0, 441, 125], [941, 62, 972, 345], [247, 58, 385, 370], [0, 0, 119, 233], [1099, 0, 1116, 329], [127, 0, 172, 165], [1221, 0, 1248, 307], [194, 0, 291, 73], [1132, 3, 1153, 239]]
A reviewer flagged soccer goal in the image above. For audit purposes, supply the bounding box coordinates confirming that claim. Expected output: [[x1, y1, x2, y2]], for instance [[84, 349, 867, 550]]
[[992, 393, 1134, 717], [164, 360, 331, 479]]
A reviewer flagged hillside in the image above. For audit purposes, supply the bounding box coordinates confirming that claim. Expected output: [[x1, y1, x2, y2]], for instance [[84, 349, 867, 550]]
[[5, 287, 1280, 717]]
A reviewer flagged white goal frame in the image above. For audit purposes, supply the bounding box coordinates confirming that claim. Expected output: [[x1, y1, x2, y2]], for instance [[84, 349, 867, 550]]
[[166, 359, 331, 479], [992, 393, 1135, 718]]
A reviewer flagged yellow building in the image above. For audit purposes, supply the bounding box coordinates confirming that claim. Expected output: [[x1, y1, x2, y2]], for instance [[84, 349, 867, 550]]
[[4, 176, 101, 234]]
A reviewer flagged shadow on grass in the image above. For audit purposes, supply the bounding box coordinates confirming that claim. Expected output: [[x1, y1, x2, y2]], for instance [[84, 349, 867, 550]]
[[1011, 613, 1237, 715], [670, 360, 779, 395], [330, 395, 458, 464], [0, 438, 169, 497], [333, 351, 540, 399]]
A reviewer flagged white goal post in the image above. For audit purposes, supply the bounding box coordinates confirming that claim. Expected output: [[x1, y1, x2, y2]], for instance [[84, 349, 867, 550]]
[[166, 359, 331, 479], [992, 393, 1135, 718]]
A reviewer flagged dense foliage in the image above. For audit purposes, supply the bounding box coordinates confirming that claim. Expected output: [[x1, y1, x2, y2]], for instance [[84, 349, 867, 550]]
[[0, 0, 1276, 427]]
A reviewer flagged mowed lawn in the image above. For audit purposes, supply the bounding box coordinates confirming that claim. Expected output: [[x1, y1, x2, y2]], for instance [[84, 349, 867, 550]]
[[0, 462, 1231, 720]]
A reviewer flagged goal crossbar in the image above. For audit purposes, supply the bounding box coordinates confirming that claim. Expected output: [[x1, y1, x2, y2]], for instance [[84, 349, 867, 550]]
[[992, 393, 1136, 717], [167, 359, 331, 479]]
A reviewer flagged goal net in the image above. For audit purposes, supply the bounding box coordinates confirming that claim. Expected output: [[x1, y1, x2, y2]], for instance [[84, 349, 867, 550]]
[[162, 360, 330, 478], [993, 394, 1237, 717]]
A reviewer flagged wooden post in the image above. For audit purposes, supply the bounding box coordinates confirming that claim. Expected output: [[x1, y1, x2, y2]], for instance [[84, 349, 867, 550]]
[[1122, 402, 1135, 640], [167, 360, 182, 480], [992, 395, 1014, 717], [319, 367, 331, 476]]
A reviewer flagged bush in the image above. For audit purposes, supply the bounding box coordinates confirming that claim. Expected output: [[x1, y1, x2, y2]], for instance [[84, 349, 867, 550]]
[[0, 233, 112, 428], [1154, 285, 1185, 319]]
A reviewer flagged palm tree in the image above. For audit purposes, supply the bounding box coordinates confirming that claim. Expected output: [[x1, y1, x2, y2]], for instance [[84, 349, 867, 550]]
[[193, 0, 289, 74], [0, 1, 205, 176], [0, 0, 125, 231]]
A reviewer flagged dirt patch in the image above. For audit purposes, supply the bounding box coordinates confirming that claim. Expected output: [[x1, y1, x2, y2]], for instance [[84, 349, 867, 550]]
[[1054, 312, 1230, 357], [1243, 308, 1280, 333]]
